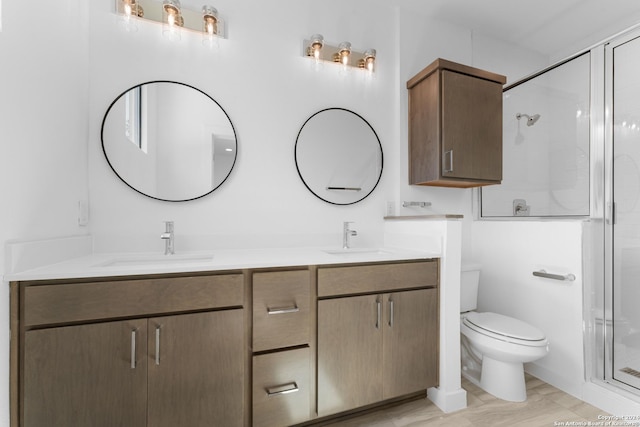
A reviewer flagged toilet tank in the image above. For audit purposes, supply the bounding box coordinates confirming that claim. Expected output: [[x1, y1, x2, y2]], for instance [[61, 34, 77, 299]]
[[460, 266, 480, 313]]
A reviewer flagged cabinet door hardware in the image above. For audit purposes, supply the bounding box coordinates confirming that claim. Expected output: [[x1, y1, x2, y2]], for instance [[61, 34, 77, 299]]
[[266, 382, 299, 397], [389, 297, 395, 328], [444, 150, 454, 173], [376, 298, 381, 329], [131, 328, 137, 369], [155, 325, 161, 365], [267, 305, 300, 315]]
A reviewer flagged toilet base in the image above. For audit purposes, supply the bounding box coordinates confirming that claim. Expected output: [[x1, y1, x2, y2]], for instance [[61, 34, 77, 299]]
[[480, 356, 527, 402]]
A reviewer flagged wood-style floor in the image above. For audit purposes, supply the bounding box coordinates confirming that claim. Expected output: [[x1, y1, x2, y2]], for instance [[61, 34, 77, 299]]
[[322, 374, 608, 426]]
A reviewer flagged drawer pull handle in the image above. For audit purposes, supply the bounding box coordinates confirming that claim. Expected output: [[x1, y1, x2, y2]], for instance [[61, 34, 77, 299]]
[[266, 382, 299, 397], [130, 329, 137, 369], [267, 305, 299, 315]]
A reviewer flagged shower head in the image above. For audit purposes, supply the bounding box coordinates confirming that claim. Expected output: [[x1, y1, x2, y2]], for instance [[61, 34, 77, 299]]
[[516, 112, 541, 126]]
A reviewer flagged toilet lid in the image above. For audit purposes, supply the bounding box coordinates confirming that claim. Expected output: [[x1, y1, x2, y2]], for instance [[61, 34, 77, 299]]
[[464, 312, 546, 341]]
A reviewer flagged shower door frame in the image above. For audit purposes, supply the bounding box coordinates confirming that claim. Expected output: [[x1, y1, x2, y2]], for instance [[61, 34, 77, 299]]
[[600, 25, 640, 395]]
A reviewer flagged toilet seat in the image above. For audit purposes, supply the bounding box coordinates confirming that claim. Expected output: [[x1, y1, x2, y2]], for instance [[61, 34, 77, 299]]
[[463, 312, 547, 346]]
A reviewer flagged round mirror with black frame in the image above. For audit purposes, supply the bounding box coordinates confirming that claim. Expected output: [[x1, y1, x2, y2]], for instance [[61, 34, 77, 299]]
[[101, 81, 237, 202], [295, 108, 383, 205]]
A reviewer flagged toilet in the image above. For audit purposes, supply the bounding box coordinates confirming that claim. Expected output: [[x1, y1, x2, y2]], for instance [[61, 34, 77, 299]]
[[460, 267, 549, 402]]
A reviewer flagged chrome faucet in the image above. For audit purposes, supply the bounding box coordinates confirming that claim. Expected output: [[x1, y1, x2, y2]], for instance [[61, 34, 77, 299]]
[[160, 221, 174, 255], [342, 221, 357, 249]]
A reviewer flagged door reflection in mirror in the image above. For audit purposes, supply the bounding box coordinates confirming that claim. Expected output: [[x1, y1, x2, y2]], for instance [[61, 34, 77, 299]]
[[101, 81, 237, 202]]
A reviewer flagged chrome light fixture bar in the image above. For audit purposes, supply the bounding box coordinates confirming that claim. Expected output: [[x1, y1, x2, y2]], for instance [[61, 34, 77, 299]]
[[304, 34, 376, 73], [115, 0, 227, 39]]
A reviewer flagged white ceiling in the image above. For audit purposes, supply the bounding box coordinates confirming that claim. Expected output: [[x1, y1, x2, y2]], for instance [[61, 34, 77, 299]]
[[393, 0, 640, 57]]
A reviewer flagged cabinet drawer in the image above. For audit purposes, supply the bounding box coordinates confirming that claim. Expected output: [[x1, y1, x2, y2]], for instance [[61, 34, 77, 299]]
[[253, 270, 310, 351], [253, 347, 310, 427], [318, 260, 438, 297], [23, 274, 244, 327]]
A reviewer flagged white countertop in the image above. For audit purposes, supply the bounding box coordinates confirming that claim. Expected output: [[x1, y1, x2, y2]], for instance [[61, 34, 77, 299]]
[[5, 246, 438, 282]]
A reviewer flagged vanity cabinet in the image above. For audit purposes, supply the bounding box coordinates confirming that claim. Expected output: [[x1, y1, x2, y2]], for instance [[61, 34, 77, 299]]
[[11, 257, 439, 427], [316, 261, 439, 416], [15, 273, 245, 427], [407, 58, 506, 188]]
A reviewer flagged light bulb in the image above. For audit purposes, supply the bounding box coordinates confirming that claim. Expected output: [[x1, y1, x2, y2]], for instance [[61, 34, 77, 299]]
[[363, 49, 376, 73], [163, 0, 182, 40], [120, 0, 140, 32], [202, 6, 218, 36], [309, 34, 324, 62], [338, 42, 351, 67]]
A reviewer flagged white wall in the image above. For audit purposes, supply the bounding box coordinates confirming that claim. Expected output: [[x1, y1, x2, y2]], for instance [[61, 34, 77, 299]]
[[0, 0, 91, 424], [87, 1, 546, 257], [88, 0, 402, 253]]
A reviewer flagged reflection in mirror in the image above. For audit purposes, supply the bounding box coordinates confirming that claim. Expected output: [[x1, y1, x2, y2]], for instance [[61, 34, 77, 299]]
[[295, 108, 383, 205], [101, 81, 237, 201]]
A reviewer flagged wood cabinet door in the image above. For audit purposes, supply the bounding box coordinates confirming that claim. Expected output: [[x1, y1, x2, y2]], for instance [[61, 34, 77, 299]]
[[441, 70, 503, 181], [23, 319, 148, 427], [147, 309, 244, 427], [317, 294, 383, 416], [382, 289, 439, 399]]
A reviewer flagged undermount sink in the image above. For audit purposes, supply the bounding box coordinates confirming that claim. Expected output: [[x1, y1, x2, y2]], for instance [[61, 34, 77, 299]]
[[323, 248, 390, 256], [95, 253, 214, 268]]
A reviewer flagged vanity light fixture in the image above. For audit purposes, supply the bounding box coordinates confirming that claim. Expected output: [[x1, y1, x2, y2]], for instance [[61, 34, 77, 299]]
[[115, 0, 227, 43], [303, 35, 377, 74]]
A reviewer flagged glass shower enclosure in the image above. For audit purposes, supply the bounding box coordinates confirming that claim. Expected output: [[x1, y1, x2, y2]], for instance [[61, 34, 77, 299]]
[[479, 24, 640, 398]]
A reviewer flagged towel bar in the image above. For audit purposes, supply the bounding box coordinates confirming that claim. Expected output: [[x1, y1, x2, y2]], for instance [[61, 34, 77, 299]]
[[533, 269, 576, 282], [402, 201, 432, 208]]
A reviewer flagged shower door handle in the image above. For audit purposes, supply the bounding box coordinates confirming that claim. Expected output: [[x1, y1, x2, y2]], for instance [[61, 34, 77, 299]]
[[444, 150, 454, 173]]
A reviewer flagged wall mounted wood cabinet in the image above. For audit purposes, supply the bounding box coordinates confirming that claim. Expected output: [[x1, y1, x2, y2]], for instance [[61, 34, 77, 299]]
[[407, 58, 507, 188], [316, 261, 439, 417]]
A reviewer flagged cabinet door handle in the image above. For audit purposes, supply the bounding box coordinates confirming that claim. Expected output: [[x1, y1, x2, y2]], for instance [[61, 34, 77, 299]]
[[266, 382, 299, 397], [389, 297, 394, 328], [267, 305, 299, 315], [130, 329, 137, 369], [376, 298, 381, 329], [155, 325, 161, 366], [444, 150, 454, 173]]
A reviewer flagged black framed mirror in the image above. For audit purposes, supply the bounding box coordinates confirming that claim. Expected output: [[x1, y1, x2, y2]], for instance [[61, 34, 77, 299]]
[[101, 81, 237, 202], [294, 108, 383, 205]]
